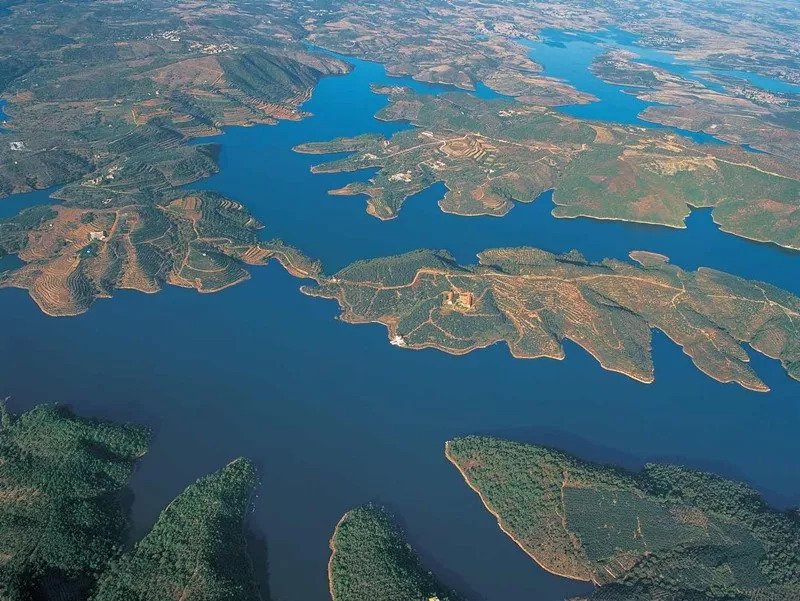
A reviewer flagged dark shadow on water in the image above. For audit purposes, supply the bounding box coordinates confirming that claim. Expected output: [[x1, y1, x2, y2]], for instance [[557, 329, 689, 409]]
[[482, 424, 647, 473], [246, 527, 273, 601], [118, 486, 138, 550]]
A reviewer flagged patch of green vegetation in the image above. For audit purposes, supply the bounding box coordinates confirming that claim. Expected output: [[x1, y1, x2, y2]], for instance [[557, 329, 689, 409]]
[[92, 458, 260, 601], [0, 403, 148, 601], [0, 205, 58, 258], [589, 51, 663, 88], [329, 505, 462, 601], [446, 436, 800, 601]]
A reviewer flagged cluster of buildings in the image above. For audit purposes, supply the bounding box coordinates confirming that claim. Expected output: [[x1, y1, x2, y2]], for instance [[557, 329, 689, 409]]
[[189, 41, 239, 55]]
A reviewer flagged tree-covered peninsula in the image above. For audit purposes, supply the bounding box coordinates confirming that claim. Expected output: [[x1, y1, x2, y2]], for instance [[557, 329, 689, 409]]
[[446, 436, 800, 601], [0, 404, 262, 601], [328, 505, 462, 601], [92, 458, 260, 601]]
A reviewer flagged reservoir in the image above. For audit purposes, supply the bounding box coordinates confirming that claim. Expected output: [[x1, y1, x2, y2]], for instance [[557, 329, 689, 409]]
[[1, 32, 798, 601]]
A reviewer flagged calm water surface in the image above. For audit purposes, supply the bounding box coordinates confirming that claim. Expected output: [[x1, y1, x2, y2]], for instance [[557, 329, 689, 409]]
[[1, 34, 799, 601], [522, 28, 799, 147]]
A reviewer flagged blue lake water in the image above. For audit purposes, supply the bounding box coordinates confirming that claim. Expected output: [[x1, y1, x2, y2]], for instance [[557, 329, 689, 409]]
[[544, 28, 800, 95], [188, 53, 800, 294], [1, 35, 799, 601], [521, 28, 799, 147], [0, 186, 57, 219]]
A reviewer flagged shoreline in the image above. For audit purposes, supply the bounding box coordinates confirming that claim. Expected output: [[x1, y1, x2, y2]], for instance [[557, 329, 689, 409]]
[[327, 512, 349, 601], [444, 441, 596, 585], [303, 288, 662, 386]]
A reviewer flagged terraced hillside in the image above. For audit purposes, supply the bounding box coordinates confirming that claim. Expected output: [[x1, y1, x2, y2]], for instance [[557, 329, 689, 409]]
[[590, 50, 800, 168], [446, 436, 800, 601], [328, 506, 462, 601], [296, 87, 800, 249], [93, 458, 260, 601], [302, 247, 800, 391], [0, 0, 338, 315], [0, 191, 320, 315], [0, 404, 148, 600]]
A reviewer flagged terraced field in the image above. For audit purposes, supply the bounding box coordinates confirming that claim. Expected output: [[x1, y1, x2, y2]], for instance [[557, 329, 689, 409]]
[[302, 247, 800, 391], [0, 191, 318, 315]]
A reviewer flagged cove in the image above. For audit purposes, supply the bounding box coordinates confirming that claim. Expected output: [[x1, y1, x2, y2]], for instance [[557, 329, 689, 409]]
[[0, 42, 798, 601], [520, 28, 798, 147], [0, 186, 57, 219]]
